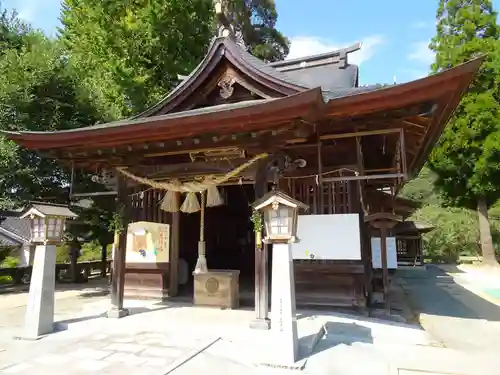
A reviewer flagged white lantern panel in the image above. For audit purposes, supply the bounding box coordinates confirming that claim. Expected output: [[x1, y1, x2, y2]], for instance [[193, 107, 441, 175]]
[[47, 218, 56, 238], [32, 217, 46, 241], [269, 204, 292, 235]]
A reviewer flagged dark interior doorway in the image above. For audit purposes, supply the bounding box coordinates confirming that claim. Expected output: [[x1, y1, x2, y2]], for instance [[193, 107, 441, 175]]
[[178, 184, 256, 299]]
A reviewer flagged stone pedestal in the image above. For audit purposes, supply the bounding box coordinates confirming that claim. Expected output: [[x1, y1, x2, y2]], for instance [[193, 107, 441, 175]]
[[270, 243, 298, 364], [21, 244, 56, 339]]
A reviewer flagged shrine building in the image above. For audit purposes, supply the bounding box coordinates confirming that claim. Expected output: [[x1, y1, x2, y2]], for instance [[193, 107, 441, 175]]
[[2, 9, 481, 323]]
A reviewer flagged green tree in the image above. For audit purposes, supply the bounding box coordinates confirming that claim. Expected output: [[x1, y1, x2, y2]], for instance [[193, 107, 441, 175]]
[[0, 32, 102, 209], [429, 0, 500, 266], [0, 6, 28, 52], [60, 0, 215, 118], [225, 0, 290, 62], [0, 5, 117, 248]]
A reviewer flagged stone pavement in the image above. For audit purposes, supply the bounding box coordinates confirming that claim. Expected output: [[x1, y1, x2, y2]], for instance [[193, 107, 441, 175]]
[[0, 276, 499, 374], [0, 296, 498, 375], [396, 265, 500, 353]]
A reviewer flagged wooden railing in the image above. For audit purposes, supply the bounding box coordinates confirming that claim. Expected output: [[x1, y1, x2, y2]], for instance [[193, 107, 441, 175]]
[[0, 260, 112, 285]]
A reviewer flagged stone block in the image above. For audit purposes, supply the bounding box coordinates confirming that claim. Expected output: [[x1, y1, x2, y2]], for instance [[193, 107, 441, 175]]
[[193, 270, 240, 309]]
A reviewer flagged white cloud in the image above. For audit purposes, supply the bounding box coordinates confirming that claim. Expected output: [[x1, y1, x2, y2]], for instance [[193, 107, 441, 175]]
[[287, 35, 385, 66], [407, 41, 435, 65], [9, 0, 38, 22]]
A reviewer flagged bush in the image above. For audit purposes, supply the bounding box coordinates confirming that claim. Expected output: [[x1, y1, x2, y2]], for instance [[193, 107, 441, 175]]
[[411, 204, 480, 262], [56, 245, 70, 264], [1, 256, 19, 268], [79, 240, 103, 261]]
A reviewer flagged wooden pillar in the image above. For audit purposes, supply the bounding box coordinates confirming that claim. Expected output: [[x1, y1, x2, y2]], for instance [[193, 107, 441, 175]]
[[379, 224, 389, 311], [69, 240, 80, 282], [250, 159, 271, 330], [364, 213, 401, 314], [107, 176, 129, 318], [100, 243, 108, 278], [317, 140, 324, 214], [169, 192, 181, 297]]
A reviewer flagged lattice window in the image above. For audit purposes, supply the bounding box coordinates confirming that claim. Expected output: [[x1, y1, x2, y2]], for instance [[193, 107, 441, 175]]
[[287, 178, 356, 215]]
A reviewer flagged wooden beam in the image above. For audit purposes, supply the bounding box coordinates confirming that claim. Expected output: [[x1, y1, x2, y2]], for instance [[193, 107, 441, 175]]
[[402, 120, 426, 130], [323, 173, 405, 183], [71, 191, 117, 198], [320, 128, 401, 141], [400, 128, 408, 180]]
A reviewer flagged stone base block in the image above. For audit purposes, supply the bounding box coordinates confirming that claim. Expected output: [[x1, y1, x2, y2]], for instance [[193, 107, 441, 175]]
[[193, 270, 240, 309], [106, 308, 129, 319], [249, 318, 271, 330]]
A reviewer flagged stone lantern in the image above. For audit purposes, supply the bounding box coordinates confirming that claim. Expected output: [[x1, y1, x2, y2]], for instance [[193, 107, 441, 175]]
[[252, 190, 308, 365], [19, 202, 78, 339]]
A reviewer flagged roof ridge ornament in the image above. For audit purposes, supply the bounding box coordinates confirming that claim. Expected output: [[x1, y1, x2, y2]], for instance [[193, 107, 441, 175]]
[[214, 0, 247, 50]]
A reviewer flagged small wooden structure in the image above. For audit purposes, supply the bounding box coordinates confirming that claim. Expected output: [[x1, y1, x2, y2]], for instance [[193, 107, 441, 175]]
[[394, 221, 434, 266], [2, 8, 481, 319]]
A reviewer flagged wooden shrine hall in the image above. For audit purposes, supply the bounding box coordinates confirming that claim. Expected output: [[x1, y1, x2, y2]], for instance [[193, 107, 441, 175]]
[[2, 12, 482, 322]]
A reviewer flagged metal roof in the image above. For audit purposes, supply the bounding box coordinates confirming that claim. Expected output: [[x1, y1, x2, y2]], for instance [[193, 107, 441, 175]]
[[20, 202, 78, 219], [0, 217, 31, 241], [0, 233, 22, 247]]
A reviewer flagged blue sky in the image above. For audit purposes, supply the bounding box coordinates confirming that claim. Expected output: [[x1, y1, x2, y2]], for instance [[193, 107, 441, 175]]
[[3, 0, 499, 84]]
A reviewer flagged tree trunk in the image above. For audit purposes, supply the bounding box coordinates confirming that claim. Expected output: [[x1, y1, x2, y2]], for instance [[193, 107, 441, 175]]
[[477, 197, 499, 267]]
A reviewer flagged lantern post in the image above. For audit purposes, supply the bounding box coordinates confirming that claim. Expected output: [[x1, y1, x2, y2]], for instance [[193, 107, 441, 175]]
[[252, 190, 308, 365], [18, 202, 77, 340]]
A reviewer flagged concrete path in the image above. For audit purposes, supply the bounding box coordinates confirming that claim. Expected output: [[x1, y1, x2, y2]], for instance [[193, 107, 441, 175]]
[[396, 265, 500, 352]]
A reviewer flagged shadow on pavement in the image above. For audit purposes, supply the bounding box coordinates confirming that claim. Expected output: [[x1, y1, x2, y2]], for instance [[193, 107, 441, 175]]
[[54, 303, 176, 330], [396, 264, 500, 321], [0, 277, 110, 296], [305, 321, 373, 358]]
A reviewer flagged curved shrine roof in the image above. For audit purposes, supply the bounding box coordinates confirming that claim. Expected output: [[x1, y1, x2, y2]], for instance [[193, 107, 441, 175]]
[[0, 35, 483, 179]]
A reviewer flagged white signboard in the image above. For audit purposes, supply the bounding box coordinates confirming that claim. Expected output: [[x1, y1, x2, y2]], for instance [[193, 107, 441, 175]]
[[371, 237, 398, 269], [291, 214, 361, 260]]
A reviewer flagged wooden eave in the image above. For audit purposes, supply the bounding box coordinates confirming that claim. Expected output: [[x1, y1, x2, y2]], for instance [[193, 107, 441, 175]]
[[134, 37, 307, 117], [322, 57, 483, 177], [2, 57, 482, 180], [2, 89, 323, 151]]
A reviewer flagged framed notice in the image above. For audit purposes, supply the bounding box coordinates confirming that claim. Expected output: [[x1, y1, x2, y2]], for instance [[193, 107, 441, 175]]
[[371, 237, 397, 269]]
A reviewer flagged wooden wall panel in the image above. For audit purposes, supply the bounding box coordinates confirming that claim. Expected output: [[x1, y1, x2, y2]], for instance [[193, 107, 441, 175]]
[[285, 178, 360, 215], [130, 187, 171, 225]]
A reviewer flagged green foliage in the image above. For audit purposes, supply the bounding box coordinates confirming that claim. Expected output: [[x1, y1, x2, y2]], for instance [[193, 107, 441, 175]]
[[227, 0, 290, 62], [429, 0, 500, 208], [411, 204, 479, 261], [403, 167, 500, 261], [79, 240, 112, 262], [0, 5, 30, 52], [0, 19, 102, 209], [250, 209, 262, 233], [0, 246, 11, 264], [0, 255, 19, 268], [400, 166, 441, 205], [56, 245, 70, 264], [60, 0, 215, 117]]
